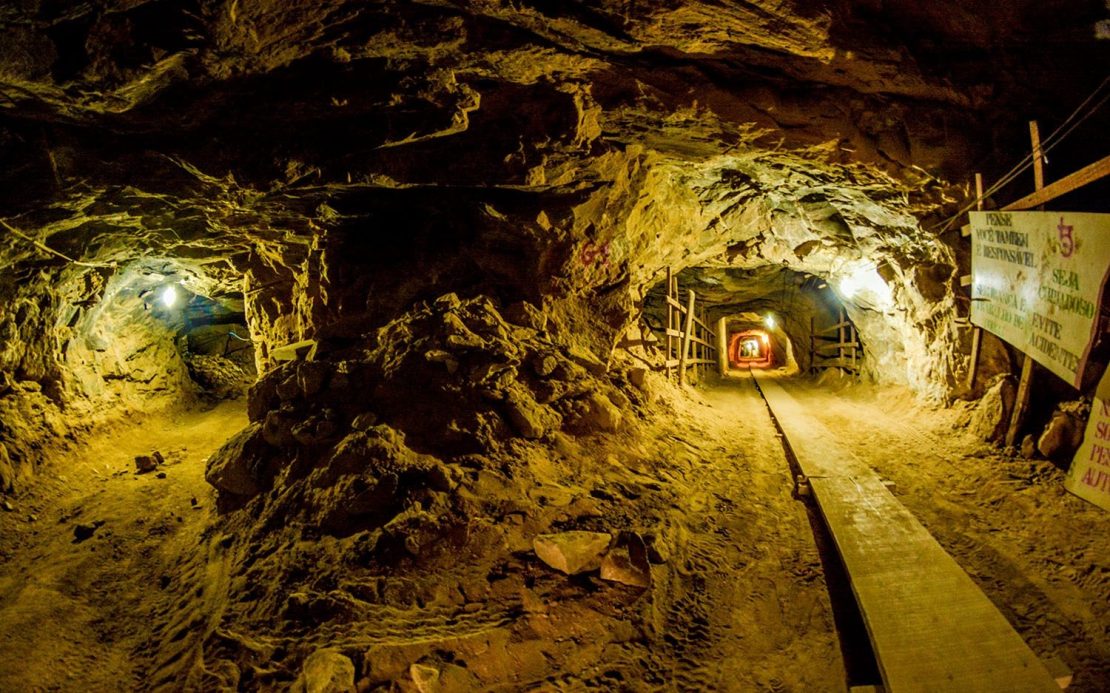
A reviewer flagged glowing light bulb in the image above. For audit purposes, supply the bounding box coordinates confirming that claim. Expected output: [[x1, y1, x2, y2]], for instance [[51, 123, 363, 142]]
[[160, 285, 178, 308], [764, 314, 775, 329]]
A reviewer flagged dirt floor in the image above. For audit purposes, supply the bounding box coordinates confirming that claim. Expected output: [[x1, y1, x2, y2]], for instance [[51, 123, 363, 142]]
[[0, 372, 1106, 691], [0, 400, 247, 692]]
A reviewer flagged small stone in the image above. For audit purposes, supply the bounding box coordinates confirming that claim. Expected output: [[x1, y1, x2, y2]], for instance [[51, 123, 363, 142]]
[[600, 531, 652, 588], [156, 472, 167, 479], [135, 455, 157, 473], [190, 497, 198, 507], [504, 389, 559, 439], [505, 301, 547, 331], [262, 410, 295, 446], [533, 531, 612, 575], [152, 450, 165, 465], [1038, 410, 1085, 460], [567, 345, 608, 376], [531, 353, 558, 378], [1020, 434, 1037, 459], [1, 499, 14, 512], [410, 664, 439, 693], [628, 367, 648, 390], [582, 392, 622, 432], [276, 376, 301, 401], [297, 361, 329, 397], [643, 534, 669, 564], [424, 349, 460, 374], [73, 520, 104, 542], [27, 514, 37, 523], [291, 648, 356, 693]]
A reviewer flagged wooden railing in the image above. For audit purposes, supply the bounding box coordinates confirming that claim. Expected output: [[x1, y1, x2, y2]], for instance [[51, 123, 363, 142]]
[[662, 268, 718, 386], [809, 308, 861, 375]]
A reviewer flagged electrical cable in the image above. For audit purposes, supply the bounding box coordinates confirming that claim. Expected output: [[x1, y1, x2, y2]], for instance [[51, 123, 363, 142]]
[[977, 80, 1108, 197], [0, 218, 117, 269], [933, 75, 1109, 233]]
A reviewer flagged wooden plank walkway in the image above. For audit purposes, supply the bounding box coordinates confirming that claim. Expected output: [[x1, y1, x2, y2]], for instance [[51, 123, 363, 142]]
[[752, 373, 1060, 693]]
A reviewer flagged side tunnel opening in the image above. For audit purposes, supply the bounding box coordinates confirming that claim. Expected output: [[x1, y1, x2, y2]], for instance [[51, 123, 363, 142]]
[[0, 257, 258, 494]]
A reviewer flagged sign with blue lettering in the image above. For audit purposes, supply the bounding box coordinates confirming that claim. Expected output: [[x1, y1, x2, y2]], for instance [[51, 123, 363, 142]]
[[969, 211, 1110, 389]]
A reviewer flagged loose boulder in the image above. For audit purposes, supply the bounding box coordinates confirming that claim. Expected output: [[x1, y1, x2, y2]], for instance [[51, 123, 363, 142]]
[[1021, 434, 1037, 460], [292, 649, 356, 693], [1038, 403, 1088, 460], [533, 531, 612, 575], [970, 376, 1015, 443], [600, 531, 652, 587], [581, 392, 622, 432], [205, 422, 271, 502]]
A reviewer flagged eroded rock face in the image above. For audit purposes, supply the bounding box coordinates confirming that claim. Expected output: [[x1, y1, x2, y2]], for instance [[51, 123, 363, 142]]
[[0, 1, 1105, 688], [209, 295, 642, 549]]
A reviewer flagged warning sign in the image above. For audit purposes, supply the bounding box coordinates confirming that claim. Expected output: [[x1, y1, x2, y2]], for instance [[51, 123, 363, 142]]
[[1067, 369, 1110, 511], [970, 211, 1110, 388]]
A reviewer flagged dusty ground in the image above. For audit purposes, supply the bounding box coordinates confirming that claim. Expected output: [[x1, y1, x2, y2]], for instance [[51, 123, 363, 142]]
[[0, 400, 247, 692], [2, 372, 1105, 691]]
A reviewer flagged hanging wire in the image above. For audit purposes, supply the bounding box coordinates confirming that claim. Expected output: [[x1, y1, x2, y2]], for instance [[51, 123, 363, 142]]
[[0, 218, 117, 269], [933, 74, 1110, 233]]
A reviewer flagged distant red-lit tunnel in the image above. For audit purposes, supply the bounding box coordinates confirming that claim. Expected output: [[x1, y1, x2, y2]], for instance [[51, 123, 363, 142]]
[[728, 329, 774, 369]]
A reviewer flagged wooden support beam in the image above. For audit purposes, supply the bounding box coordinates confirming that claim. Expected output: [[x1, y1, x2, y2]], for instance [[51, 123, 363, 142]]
[[967, 173, 985, 392], [271, 339, 318, 362], [967, 327, 983, 390], [1006, 355, 1035, 447], [851, 324, 858, 372], [1005, 123, 1043, 445], [717, 316, 728, 376], [665, 267, 674, 382], [1002, 153, 1110, 212], [678, 290, 696, 388], [818, 320, 853, 334], [1030, 121, 1045, 194]]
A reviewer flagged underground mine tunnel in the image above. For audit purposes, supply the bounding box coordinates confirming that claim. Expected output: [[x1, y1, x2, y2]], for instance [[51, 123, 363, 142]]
[[1, 1, 1109, 691]]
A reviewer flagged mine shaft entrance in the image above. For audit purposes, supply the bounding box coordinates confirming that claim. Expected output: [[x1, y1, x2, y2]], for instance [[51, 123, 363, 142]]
[[72, 261, 259, 411], [730, 329, 773, 368], [645, 266, 864, 382]]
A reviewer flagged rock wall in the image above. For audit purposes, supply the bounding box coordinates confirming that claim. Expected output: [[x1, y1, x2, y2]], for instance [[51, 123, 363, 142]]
[[0, 261, 205, 491]]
